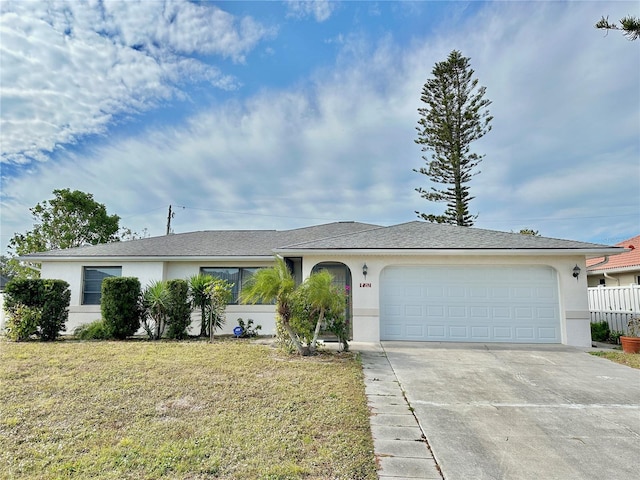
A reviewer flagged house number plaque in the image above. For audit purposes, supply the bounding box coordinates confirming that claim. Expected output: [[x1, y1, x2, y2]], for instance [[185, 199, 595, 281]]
[[359, 282, 372, 288]]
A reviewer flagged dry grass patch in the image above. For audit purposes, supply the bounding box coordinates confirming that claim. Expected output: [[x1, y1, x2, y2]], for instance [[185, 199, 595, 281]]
[[590, 351, 640, 369], [0, 340, 376, 479]]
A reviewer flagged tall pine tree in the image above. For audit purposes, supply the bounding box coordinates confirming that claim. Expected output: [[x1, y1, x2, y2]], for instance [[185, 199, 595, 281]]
[[414, 50, 492, 226]]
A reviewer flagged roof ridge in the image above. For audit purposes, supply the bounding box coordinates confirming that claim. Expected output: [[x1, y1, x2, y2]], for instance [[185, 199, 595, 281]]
[[278, 223, 388, 248]]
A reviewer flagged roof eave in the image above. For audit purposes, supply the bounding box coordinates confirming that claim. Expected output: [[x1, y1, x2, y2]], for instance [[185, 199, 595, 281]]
[[274, 247, 626, 257], [587, 265, 640, 275], [19, 255, 276, 263]]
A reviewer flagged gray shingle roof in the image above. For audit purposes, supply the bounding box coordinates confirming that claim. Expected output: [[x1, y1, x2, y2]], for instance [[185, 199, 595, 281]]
[[22, 222, 381, 259], [278, 222, 619, 251], [22, 221, 621, 260]]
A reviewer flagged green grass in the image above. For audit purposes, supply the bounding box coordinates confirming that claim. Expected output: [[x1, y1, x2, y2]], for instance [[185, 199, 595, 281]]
[[0, 339, 377, 479], [590, 351, 640, 369]]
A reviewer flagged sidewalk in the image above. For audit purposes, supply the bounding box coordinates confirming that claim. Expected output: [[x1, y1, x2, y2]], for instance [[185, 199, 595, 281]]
[[355, 343, 443, 480]]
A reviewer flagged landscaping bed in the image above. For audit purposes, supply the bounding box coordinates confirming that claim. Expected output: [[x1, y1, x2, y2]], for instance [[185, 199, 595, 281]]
[[0, 339, 377, 479]]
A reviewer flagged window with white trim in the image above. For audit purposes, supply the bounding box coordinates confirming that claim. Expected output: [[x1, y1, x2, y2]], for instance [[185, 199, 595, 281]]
[[83, 266, 122, 304]]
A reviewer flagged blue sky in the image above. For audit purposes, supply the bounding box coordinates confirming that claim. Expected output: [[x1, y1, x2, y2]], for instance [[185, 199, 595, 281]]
[[1, 0, 639, 253]]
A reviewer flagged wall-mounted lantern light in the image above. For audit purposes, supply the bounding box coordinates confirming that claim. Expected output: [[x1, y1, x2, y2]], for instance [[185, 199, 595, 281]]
[[572, 264, 581, 280], [362, 263, 368, 279]]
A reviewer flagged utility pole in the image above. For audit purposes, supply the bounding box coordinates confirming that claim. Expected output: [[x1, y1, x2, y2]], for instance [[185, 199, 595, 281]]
[[166, 204, 174, 235]]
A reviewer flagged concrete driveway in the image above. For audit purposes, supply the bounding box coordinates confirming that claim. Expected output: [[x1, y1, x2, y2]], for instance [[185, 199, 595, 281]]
[[381, 342, 640, 480]]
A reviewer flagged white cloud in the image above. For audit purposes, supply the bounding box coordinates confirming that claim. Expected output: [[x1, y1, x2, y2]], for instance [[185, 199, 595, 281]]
[[285, 1, 337, 22], [0, 0, 274, 164], [1, 1, 638, 252]]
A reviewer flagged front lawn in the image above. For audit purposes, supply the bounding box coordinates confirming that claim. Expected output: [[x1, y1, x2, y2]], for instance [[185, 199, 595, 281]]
[[590, 351, 640, 369], [0, 340, 377, 479]]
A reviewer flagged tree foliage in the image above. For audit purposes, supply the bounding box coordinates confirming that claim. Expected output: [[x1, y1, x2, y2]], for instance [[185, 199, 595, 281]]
[[595, 15, 640, 41], [241, 257, 348, 356], [166, 279, 191, 340], [414, 50, 492, 226], [205, 278, 234, 341], [7, 189, 128, 278], [142, 280, 172, 340], [188, 274, 233, 339], [3, 278, 70, 341], [101, 277, 142, 339], [240, 257, 303, 354], [293, 270, 346, 354], [189, 273, 214, 337]]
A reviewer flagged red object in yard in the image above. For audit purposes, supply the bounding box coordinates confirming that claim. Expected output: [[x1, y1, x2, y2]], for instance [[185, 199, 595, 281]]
[[620, 336, 640, 354]]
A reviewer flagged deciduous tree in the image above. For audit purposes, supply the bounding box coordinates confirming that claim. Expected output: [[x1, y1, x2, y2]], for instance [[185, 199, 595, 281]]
[[8, 189, 129, 278]]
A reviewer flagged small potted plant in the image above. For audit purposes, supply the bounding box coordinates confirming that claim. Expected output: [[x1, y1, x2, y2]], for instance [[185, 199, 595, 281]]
[[620, 317, 640, 354]]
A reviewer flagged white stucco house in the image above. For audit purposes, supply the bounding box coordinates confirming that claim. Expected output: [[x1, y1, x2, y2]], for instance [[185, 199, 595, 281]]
[[19, 221, 624, 347]]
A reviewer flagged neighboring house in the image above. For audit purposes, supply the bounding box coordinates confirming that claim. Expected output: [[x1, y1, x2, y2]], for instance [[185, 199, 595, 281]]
[[21, 221, 623, 347], [586, 234, 639, 287]]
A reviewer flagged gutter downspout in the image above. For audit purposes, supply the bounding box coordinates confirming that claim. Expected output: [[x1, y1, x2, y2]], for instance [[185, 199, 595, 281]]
[[603, 271, 620, 286], [588, 255, 610, 270]]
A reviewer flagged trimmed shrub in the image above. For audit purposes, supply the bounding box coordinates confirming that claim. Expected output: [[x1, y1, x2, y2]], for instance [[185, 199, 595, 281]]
[[101, 277, 142, 339], [166, 279, 191, 339], [74, 320, 111, 340], [590, 321, 611, 342], [4, 304, 41, 341], [39, 280, 71, 340], [3, 278, 70, 341]]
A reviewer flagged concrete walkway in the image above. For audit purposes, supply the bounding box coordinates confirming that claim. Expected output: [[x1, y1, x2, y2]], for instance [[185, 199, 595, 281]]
[[357, 343, 443, 480]]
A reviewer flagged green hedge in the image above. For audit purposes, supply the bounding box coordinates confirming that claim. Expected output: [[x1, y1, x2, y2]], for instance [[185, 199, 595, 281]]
[[166, 279, 191, 339], [3, 278, 70, 341], [590, 321, 611, 342], [101, 277, 142, 339]]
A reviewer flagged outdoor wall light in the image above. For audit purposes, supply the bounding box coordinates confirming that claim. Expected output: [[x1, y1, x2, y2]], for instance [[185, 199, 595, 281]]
[[572, 264, 581, 280], [362, 263, 368, 279]]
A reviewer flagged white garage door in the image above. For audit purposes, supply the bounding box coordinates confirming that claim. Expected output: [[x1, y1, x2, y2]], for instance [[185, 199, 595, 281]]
[[380, 266, 560, 343]]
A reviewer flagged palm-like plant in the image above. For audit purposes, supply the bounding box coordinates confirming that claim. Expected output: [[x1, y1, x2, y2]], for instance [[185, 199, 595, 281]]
[[189, 273, 212, 337], [240, 256, 305, 355], [301, 270, 344, 354], [143, 280, 171, 339], [204, 278, 233, 341]]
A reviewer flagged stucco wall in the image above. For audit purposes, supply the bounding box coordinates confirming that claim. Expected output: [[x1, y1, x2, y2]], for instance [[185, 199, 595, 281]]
[[40, 260, 277, 337], [37, 253, 591, 346], [588, 271, 639, 287], [301, 253, 591, 347]]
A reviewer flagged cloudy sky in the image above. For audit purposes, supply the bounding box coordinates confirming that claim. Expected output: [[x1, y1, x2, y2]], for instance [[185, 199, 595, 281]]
[[1, 0, 638, 253]]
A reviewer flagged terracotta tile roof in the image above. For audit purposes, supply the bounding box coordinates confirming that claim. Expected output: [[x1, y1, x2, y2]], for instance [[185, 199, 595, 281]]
[[587, 234, 640, 271]]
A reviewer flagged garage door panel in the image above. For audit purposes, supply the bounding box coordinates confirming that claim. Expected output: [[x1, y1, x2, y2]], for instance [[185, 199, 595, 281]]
[[471, 326, 490, 338], [492, 306, 511, 318], [515, 327, 535, 340], [470, 306, 489, 318], [493, 326, 513, 339], [538, 327, 558, 339], [424, 326, 443, 339], [406, 324, 424, 338], [380, 266, 561, 343], [449, 326, 468, 338]]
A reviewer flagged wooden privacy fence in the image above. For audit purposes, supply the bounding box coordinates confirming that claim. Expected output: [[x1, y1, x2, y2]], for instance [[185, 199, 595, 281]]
[[588, 285, 640, 333]]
